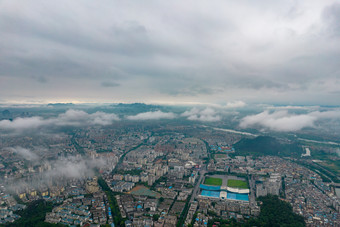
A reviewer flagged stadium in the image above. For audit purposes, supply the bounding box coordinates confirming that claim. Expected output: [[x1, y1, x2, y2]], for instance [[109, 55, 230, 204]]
[[199, 176, 250, 202]]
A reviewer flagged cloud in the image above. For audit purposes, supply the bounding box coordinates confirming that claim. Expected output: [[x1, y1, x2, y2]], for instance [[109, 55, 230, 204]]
[[7, 146, 39, 161], [0, 109, 119, 132], [126, 110, 176, 120], [101, 81, 120, 87], [0, 116, 46, 130], [322, 2, 340, 37], [0, 0, 339, 105], [182, 107, 221, 122], [309, 110, 340, 119], [336, 148, 340, 157], [240, 110, 340, 131], [55, 109, 119, 126], [266, 105, 320, 110], [47, 156, 105, 179], [5, 155, 111, 193], [225, 101, 246, 108]]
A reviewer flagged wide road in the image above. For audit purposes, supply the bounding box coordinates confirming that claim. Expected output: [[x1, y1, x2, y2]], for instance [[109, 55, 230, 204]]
[[190, 165, 206, 203], [248, 175, 256, 206]]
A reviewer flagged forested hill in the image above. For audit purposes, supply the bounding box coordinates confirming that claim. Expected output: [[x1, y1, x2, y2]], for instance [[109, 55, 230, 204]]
[[234, 136, 303, 157]]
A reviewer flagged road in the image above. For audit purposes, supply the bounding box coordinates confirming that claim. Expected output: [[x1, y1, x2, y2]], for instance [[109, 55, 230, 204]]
[[112, 133, 153, 174], [248, 175, 256, 206], [190, 165, 206, 203]]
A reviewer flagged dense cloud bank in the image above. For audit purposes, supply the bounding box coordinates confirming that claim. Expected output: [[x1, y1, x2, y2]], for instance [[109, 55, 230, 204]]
[[240, 110, 340, 131], [181, 107, 221, 122], [3, 148, 108, 192], [0, 107, 226, 132], [0, 1, 339, 104], [1, 105, 339, 133], [0, 109, 119, 132]]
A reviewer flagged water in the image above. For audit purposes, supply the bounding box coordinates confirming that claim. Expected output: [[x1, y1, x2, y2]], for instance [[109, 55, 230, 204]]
[[212, 127, 257, 137], [297, 138, 340, 146]]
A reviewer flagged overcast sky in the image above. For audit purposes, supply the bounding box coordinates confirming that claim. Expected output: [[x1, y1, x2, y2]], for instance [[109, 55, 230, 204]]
[[1, 0, 339, 105]]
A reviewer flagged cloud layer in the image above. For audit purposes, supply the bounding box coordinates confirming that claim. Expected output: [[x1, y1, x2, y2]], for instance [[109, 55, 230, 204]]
[[0, 109, 119, 131], [0, 0, 339, 105], [240, 110, 340, 131], [225, 101, 246, 108], [0, 108, 224, 133], [7, 146, 39, 161], [4, 154, 110, 193], [126, 110, 176, 120], [182, 107, 221, 122], [46, 156, 106, 179]]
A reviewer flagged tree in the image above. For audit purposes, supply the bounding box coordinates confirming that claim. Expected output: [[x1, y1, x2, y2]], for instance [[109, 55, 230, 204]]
[[255, 195, 305, 227], [153, 214, 160, 221]]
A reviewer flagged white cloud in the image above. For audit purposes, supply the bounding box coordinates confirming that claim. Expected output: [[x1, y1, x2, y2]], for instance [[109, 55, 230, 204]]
[[7, 146, 39, 161], [47, 156, 104, 178], [266, 105, 320, 111], [5, 155, 109, 193], [126, 110, 176, 120], [309, 110, 340, 119], [225, 101, 246, 108], [0, 109, 119, 131], [182, 107, 221, 122], [181, 108, 200, 117], [0, 116, 47, 130], [240, 110, 340, 131], [55, 109, 119, 126]]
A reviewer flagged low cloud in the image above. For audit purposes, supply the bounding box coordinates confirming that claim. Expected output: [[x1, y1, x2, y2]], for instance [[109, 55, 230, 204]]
[[240, 110, 340, 131], [335, 148, 340, 157], [55, 109, 119, 126], [266, 105, 320, 111], [47, 156, 106, 179], [126, 110, 176, 120], [0, 116, 46, 130], [309, 110, 340, 119], [225, 101, 246, 108], [7, 146, 39, 161], [5, 155, 110, 193], [0, 109, 119, 132], [182, 107, 221, 122]]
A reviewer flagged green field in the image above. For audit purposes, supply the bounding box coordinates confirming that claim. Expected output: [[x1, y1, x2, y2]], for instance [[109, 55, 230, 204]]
[[227, 179, 248, 189], [204, 177, 222, 186]]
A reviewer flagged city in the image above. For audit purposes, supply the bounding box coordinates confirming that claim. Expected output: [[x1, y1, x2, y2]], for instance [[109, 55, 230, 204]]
[[0, 107, 339, 226], [1, 0, 340, 226]]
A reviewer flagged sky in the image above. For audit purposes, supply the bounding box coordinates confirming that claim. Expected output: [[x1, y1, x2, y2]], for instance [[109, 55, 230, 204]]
[[0, 0, 340, 105]]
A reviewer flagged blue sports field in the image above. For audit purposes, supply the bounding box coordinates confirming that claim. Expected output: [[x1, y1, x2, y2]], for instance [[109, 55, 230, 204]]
[[227, 192, 249, 201], [201, 190, 220, 198], [200, 184, 221, 191]]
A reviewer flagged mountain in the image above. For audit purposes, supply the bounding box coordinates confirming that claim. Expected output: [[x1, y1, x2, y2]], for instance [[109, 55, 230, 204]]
[[234, 136, 303, 157]]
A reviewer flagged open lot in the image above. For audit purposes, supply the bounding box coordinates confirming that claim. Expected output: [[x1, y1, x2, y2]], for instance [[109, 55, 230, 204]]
[[129, 185, 161, 198]]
